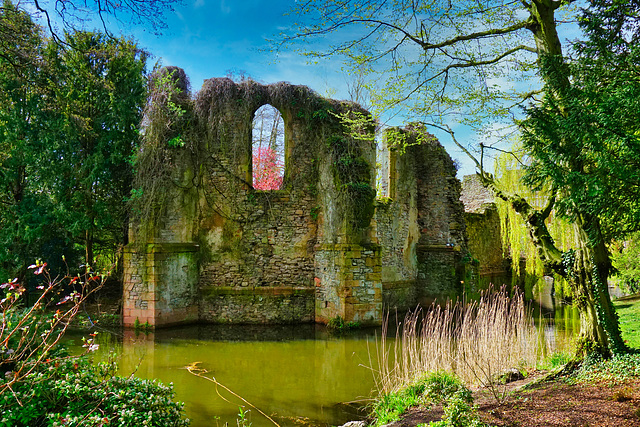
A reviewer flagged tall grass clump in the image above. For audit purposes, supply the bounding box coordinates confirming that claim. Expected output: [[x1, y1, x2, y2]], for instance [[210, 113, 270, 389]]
[[375, 288, 548, 400]]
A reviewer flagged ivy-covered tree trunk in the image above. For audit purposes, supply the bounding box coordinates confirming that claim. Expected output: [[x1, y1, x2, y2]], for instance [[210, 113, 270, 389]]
[[484, 177, 626, 357], [566, 216, 626, 357], [521, 0, 627, 358]]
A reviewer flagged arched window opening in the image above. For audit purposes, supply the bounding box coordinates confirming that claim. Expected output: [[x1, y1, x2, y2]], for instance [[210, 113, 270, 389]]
[[252, 104, 285, 190]]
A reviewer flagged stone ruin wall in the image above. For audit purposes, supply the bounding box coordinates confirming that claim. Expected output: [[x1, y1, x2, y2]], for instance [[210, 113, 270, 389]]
[[122, 67, 472, 328], [375, 127, 469, 312], [460, 174, 514, 289]]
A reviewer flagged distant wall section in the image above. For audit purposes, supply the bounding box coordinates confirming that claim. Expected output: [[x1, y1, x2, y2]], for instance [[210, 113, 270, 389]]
[[375, 125, 469, 312], [460, 174, 511, 288]]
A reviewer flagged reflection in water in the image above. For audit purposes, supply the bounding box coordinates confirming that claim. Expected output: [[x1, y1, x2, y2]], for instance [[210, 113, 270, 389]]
[[70, 325, 380, 427], [66, 281, 589, 427], [530, 276, 580, 354]]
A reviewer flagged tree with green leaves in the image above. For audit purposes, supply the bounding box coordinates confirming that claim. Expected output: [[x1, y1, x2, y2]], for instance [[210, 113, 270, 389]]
[[44, 31, 147, 268], [281, 0, 640, 358], [0, 2, 70, 282], [0, 2, 148, 281]]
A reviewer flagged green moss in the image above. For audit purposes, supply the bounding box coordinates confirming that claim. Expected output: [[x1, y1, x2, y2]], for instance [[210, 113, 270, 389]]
[[344, 181, 376, 230]]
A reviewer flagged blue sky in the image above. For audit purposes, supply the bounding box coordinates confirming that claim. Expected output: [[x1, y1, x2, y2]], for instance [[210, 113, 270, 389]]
[[52, 0, 581, 178], [124, 1, 345, 99]]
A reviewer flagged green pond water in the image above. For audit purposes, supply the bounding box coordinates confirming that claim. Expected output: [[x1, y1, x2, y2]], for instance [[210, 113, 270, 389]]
[[66, 279, 589, 427], [68, 325, 381, 427]]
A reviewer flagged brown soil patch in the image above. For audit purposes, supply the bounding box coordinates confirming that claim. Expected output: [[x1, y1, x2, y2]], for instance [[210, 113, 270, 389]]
[[391, 374, 640, 427]]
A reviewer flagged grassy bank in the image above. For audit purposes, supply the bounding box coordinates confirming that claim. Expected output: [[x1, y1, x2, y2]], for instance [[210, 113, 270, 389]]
[[613, 294, 640, 349]]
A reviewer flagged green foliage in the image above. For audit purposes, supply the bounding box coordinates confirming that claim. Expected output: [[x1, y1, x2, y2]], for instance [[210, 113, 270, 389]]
[[310, 206, 321, 220], [283, 0, 541, 132], [611, 235, 640, 295], [0, 261, 188, 426], [427, 391, 487, 427], [422, 371, 471, 405], [326, 112, 376, 235], [133, 317, 153, 333], [43, 32, 147, 267], [376, 196, 393, 206], [373, 380, 428, 426], [236, 406, 251, 427], [373, 372, 484, 427], [521, 0, 640, 242], [613, 296, 640, 349], [385, 126, 436, 155], [0, 3, 74, 281], [0, 357, 189, 426], [326, 315, 360, 332], [0, 5, 148, 279], [494, 157, 576, 295], [570, 353, 640, 385]]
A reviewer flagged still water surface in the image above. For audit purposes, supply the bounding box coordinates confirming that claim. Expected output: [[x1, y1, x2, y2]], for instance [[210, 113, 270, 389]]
[[68, 281, 588, 427], [70, 325, 380, 427]]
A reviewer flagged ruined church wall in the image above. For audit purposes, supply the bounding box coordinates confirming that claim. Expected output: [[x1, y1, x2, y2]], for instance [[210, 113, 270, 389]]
[[375, 126, 469, 312], [123, 67, 469, 328], [194, 80, 334, 323], [374, 136, 419, 311]]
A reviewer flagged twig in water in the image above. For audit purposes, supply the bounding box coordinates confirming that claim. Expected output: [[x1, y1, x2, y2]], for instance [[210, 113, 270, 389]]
[[185, 361, 281, 427]]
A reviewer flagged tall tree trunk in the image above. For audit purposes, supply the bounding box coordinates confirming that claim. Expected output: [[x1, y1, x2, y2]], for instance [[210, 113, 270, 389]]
[[85, 228, 94, 270], [568, 215, 626, 357], [481, 176, 626, 357]]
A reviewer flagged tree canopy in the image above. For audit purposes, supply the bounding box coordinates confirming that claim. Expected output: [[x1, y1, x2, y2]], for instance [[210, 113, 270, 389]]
[[282, 0, 640, 358], [0, 2, 148, 281]]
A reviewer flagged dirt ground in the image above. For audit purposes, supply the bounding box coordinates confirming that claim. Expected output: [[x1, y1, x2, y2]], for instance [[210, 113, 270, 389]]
[[392, 374, 640, 427]]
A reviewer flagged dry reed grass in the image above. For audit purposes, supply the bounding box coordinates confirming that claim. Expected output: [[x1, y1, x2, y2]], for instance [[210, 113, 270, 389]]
[[374, 288, 549, 399]]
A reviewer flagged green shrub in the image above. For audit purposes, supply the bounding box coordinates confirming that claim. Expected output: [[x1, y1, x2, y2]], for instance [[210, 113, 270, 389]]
[[0, 262, 189, 426], [373, 372, 483, 427], [426, 390, 487, 427], [0, 357, 189, 426], [423, 371, 471, 405]]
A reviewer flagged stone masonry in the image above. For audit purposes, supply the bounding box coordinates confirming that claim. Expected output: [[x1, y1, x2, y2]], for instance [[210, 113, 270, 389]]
[[122, 68, 470, 328]]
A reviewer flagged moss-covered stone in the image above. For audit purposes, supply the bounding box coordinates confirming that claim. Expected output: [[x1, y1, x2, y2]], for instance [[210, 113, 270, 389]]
[[123, 68, 469, 327]]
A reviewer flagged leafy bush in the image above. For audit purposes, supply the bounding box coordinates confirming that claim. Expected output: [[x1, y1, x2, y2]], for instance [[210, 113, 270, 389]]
[[0, 357, 189, 426], [1, 261, 189, 426], [423, 371, 471, 405], [373, 372, 484, 427], [426, 390, 487, 427]]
